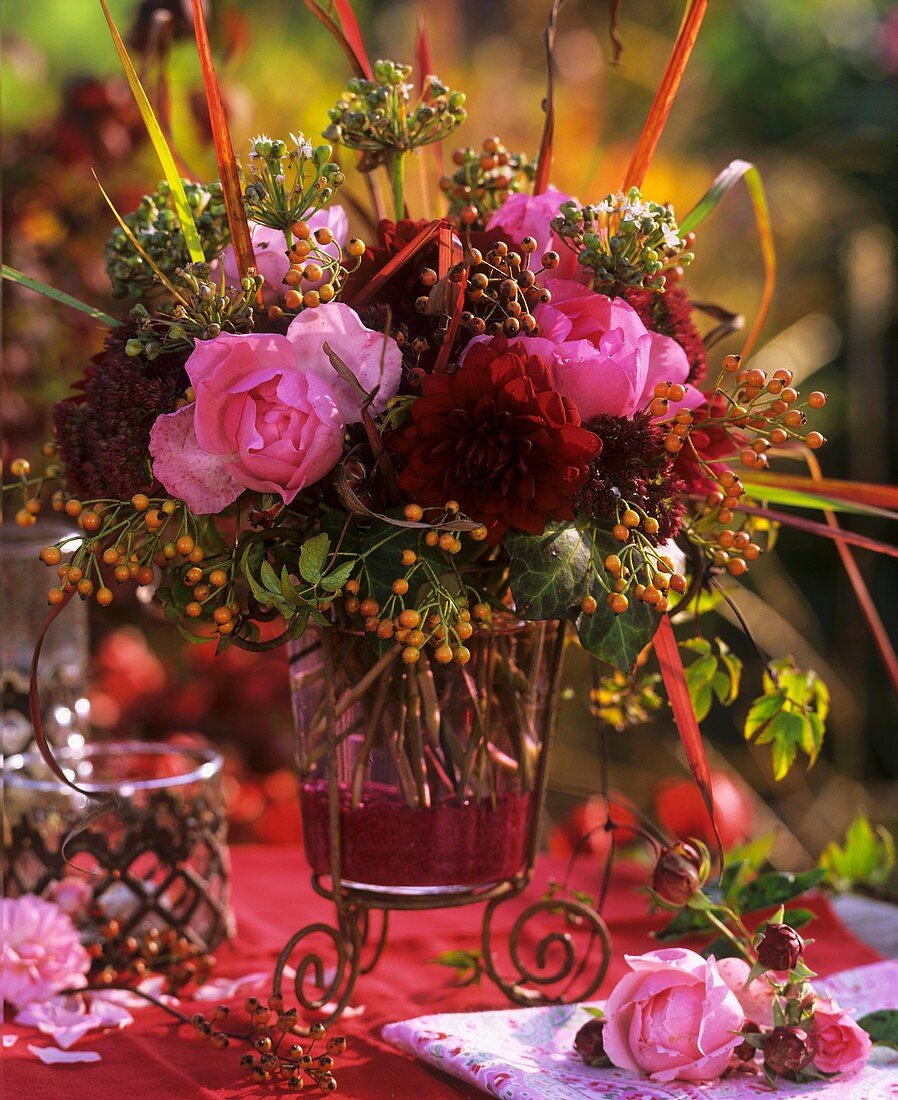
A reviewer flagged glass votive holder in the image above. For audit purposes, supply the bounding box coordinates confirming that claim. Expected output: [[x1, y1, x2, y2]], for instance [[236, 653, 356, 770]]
[[3, 740, 235, 950]]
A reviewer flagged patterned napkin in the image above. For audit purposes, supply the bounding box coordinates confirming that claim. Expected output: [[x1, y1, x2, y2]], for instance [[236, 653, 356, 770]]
[[382, 961, 898, 1099]]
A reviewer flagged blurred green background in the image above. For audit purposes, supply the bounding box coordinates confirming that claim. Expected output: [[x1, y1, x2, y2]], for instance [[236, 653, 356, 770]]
[[3, 0, 897, 863]]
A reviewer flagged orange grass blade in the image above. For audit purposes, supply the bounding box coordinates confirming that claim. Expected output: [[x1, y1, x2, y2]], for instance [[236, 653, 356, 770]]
[[739, 503, 898, 559], [622, 0, 709, 191], [351, 219, 446, 306], [416, 18, 444, 180], [804, 451, 898, 701], [533, 0, 568, 195], [654, 615, 722, 863], [190, 0, 256, 282], [747, 471, 898, 513], [434, 223, 465, 373]]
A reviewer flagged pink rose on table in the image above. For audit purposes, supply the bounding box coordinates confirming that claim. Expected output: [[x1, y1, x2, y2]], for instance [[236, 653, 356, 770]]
[[530, 279, 702, 421], [811, 997, 872, 1075], [150, 303, 401, 514], [716, 955, 777, 1026], [222, 206, 349, 300], [1, 895, 90, 1010], [602, 947, 745, 1082], [487, 186, 578, 277]]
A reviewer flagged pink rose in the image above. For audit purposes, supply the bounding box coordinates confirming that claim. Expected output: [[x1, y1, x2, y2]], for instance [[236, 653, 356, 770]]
[[222, 206, 348, 300], [487, 186, 579, 277], [532, 279, 701, 421], [1, 895, 90, 1010], [811, 997, 872, 1076], [602, 948, 745, 1082], [149, 304, 401, 514], [716, 956, 777, 1026]]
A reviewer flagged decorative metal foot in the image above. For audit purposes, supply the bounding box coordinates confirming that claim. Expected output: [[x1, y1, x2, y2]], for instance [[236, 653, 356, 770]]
[[481, 890, 611, 1006]]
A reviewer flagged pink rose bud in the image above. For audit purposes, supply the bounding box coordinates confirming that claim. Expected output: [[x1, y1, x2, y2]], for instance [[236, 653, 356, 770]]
[[651, 839, 708, 905], [574, 1018, 609, 1067], [763, 1026, 816, 1079], [757, 922, 803, 971]]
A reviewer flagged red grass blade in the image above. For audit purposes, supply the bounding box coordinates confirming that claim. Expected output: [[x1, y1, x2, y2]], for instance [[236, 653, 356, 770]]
[[434, 223, 465, 373], [739, 502, 898, 559], [190, 0, 256, 281], [747, 471, 898, 512], [653, 615, 722, 863], [608, 0, 624, 65], [351, 219, 446, 307], [303, 0, 369, 80], [333, 0, 373, 80], [803, 452, 898, 701], [622, 0, 709, 191], [533, 0, 568, 195]]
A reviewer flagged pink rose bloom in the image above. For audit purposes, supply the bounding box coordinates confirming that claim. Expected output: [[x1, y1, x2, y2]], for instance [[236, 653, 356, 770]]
[[716, 956, 777, 1027], [487, 186, 579, 277], [1, 895, 90, 1010], [811, 997, 872, 1076], [602, 947, 745, 1083], [222, 206, 348, 300], [532, 279, 702, 421], [150, 304, 401, 514]]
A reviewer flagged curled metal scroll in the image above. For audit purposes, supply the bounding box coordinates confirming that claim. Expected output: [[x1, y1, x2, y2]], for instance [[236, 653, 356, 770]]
[[271, 914, 363, 1022], [481, 893, 611, 1006]]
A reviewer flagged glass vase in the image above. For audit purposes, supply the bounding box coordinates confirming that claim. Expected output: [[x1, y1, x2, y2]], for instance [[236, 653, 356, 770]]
[[1, 521, 89, 756], [289, 617, 561, 895], [3, 740, 235, 950]]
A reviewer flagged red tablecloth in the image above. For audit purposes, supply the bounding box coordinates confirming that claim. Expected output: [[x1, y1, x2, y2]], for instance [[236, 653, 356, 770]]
[[4, 846, 882, 1100]]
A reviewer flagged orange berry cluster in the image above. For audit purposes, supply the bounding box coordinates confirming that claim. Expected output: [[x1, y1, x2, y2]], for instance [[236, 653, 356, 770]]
[[698, 470, 764, 576], [86, 910, 216, 995], [581, 536, 687, 619], [454, 237, 557, 340], [5, 449, 60, 527], [342, 501, 491, 666], [440, 135, 534, 223], [230, 999, 344, 1093], [273, 219, 365, 317]]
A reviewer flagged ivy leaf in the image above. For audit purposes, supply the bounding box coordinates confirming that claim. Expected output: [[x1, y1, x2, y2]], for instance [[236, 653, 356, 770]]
[[506, 522, 590, 619], [819, 812, 896, 892], [857, 1010, 898, 1051], [299, 533, 331, 584], [734, 868, 826, 913], [745, 659, 829, 780]]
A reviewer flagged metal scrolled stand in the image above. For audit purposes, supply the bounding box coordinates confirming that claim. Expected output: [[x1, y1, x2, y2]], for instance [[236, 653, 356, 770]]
[[272, 624, 612, 1021]]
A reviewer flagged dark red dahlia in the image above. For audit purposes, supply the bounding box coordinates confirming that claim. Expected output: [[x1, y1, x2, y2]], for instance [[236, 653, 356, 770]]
[[615, 285, 707, 385], [389, 336, 600, 541], [53, 327, 185, 500], [573, 412, 686, 543]]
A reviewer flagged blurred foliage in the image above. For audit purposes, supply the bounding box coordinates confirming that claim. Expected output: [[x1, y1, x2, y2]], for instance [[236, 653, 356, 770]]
[[2, 0, 897, 857]]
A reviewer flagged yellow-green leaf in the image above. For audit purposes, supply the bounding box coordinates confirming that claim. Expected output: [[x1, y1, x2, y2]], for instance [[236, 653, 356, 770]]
[[98, 0, 204, 264]]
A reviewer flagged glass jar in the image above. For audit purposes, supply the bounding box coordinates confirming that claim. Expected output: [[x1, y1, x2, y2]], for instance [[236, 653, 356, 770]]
[[289, 618, 561, 895], [3, 740, 235, 950], [1, 522, 89, 756]]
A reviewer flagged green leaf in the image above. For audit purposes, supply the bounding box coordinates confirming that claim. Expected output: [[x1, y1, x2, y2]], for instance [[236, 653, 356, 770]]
[[2, 265, 119, 326], [735, 868, 826, 913], [98, 0, 204, 264], [820, 812, 896, 892], [299, 533, 331, 584], [653, 905, 718, 942], [260, 559, 281, 595], [320, 560, 355, 592], [506, 522, 590, 619], [741, 478, 898, 521], [745, 659, 828, 780], [582, 1006, 605, 1019], [279, 565, 298, 604], [857, 1009, 898, 1051]]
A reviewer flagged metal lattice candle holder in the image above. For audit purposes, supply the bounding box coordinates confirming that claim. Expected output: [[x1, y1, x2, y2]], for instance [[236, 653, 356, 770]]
[[3, 741, 235, 951], [274, 622, 611, 1021]]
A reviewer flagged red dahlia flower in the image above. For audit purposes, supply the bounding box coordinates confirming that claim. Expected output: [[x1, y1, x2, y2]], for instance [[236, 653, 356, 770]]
[[389, 337, 600, 541]]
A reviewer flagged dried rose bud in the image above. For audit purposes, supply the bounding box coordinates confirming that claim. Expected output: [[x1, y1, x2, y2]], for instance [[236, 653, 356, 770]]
[[651, 840, 709, 905], [758, 922, 803, 971], [763, 1026, 816, 1079], [574, 1018, 610, 1067]]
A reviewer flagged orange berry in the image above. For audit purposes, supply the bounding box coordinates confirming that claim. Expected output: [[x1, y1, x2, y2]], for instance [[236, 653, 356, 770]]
[[470, 525, 489, 541], [77, 578, 94, 598], [609, 593, 629, 615], [136, 566, 154, 586], [424, 531, 439, 547], [145, 509, 165, 531], [398, 609, 420, 629], [194, 584, 210, 601], [188, 546, 205, 564], [622, 509, 640, 528], [213, 606, 232, 625], [403, 503, 424, 522], [96, 587, 114, 607], [114, 565, 130, 583], [580, 595, 598, 615], [131, 493, 150, 512], [668, 383, 686, 403], [434, 644, 453, 664], [604, 554, 622, 573], [176, 535, 195, 556], [376, 619, 394, 640], [727, 558, 748, 576], [185, 602, 202, 618], [209, 569, 228, 587], [781, 387, 799, 405], [670, 573, 688, 594], [722, 354, 742, 372], [64, 499, 83, 517], [806, 431, 825, 450], [345, 579, 360, 595], [807, 391, 827, 409], [400, 549, 417, 566], [359, 598, 379, 617], [456, 620, 474, 640], [402, 646, 421, 664], [40, 546, 62, 566], [15, 509, 36, 527], [185, 567, 203, 585], [472, 603, 491, 622], [48, 587, 65, 605], [345, 597, 360, 614], [453, 645, 471, 665], [744, 543, 762, 560], [612, 524, 629, 542]]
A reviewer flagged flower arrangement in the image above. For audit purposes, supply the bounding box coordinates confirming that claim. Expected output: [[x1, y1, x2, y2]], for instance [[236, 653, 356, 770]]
[[3, 0, 898, 910], [573, 838, 898, 1084]]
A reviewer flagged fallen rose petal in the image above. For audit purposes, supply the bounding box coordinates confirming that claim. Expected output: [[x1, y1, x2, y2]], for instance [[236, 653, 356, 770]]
[[319, 1002, 365, 1019], [28, 1045, 101, 1065], [192, 971, 269, 1002], [3, 1035, 18, 1048], [84, 996, 134, 1031]]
